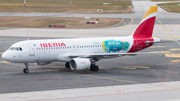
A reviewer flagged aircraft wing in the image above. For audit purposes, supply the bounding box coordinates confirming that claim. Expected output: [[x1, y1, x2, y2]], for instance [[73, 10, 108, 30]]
[[68, 51, 161, 58]]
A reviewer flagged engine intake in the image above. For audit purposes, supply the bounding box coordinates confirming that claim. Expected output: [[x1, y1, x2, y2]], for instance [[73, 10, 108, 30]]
[[70, 58, 91, 70]]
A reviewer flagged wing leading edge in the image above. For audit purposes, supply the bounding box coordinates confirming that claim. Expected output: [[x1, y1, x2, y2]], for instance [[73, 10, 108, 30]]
[[68, 51, 161, 58]]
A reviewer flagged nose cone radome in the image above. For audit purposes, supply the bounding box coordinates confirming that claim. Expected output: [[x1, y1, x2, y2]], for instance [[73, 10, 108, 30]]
[[2, 52, 9, 61]]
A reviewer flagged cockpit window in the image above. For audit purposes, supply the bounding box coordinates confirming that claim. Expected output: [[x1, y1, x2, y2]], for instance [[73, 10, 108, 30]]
[[19, 47, 22, 51], [9, 47, 15, 50], [9, 47, 23, 51], [15, 47, 19, 51]]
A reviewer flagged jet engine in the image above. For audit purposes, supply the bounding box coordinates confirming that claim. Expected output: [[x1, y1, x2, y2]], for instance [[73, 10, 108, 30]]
[[69, 58, 91, 70], [34, 62, 51, 65]]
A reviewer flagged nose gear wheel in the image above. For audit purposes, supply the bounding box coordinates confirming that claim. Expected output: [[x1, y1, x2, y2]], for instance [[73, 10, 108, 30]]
[[23, 63, 29, 73]]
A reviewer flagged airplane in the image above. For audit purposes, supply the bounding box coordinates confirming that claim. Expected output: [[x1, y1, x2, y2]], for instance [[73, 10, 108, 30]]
[[2, 6, 161, 73]]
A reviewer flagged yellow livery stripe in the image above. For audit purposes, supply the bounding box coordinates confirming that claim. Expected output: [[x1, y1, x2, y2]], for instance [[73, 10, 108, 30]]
[[143, 6, 158, 20]]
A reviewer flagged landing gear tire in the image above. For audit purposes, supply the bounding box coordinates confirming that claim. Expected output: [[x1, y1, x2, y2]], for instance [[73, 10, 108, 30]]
[[90, 65, 99, 72], [65, 62, 70, 68], [90, 65, 94, 71], [93, 65, 99, 72], [23, 69, 29, 73], [23, 63, 29, 73]]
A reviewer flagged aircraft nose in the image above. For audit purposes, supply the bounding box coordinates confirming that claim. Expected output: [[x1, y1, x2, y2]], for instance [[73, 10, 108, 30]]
[[2, 52, 9, 61]]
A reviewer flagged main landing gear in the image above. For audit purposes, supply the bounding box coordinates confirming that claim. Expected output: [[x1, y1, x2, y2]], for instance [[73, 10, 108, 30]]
[[65, 62, 99, 72], [23, 63, 29, 73], [65, 62, 70, 68], [90, 64, 99, 72]]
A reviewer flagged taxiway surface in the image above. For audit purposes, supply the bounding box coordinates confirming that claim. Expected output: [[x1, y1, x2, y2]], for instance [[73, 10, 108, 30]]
[[0, 36, 180, 94]]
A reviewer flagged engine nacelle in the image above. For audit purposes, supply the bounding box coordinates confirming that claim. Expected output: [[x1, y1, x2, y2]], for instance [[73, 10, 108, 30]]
[[69, 58, 91, 70], [34, 62, 51, 65]]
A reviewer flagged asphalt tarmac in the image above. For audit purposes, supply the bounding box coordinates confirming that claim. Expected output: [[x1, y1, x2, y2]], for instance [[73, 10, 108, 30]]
[[0, 36, 180, 94]]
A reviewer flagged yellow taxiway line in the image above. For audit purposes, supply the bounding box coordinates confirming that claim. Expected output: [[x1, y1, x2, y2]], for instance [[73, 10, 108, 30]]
[[156, 17, 180, 46], [126, 18, 133, 26], [165, 54, 180, 58]]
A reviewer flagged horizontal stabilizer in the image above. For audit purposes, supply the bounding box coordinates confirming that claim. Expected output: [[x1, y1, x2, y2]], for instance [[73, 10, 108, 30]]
[[145, 40, 175, 44]]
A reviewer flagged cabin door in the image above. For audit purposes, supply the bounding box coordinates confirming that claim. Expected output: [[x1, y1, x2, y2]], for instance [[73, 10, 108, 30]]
[[28, 43, 35, 56], [134, 39, 138, 51]]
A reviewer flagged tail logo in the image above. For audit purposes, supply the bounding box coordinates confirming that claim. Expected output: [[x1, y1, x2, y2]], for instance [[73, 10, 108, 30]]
[[132, 6, 158, 38]]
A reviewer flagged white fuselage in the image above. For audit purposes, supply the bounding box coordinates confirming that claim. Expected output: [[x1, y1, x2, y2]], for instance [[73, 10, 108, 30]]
[[2, 36, 134, 63]]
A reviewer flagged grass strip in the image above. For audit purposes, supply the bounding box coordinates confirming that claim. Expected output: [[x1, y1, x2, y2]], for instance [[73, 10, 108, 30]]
[[0, 0, 132, 14], [0, 17, 122, 29], [157, 2, 180, 13]]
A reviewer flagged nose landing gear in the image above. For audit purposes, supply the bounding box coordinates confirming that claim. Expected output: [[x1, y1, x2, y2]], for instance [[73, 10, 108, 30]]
[[23, 63, 29, 73]]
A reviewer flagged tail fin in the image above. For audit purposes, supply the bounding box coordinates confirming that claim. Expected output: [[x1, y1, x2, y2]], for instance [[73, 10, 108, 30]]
[[132, 6, 158, 38]]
